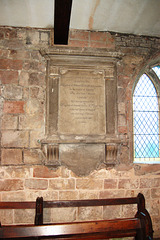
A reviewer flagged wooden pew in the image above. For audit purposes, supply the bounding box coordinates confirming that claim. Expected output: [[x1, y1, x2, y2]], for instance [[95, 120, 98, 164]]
[[0, 193, 153, 239]]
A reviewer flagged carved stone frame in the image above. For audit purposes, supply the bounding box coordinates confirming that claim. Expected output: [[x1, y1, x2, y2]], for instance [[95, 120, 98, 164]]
[[40, 47, 121, 175]]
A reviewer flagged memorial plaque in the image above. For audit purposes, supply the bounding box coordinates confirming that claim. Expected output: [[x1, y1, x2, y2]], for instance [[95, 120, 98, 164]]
[[59, 69, 106, 135]]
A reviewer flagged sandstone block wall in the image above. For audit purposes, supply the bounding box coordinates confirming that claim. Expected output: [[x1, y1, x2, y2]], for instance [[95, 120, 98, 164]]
[[0, 26, 160, 237]]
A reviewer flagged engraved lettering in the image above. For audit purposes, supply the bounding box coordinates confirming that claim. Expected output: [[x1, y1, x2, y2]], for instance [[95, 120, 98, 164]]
[[59, 70, 106, 134]]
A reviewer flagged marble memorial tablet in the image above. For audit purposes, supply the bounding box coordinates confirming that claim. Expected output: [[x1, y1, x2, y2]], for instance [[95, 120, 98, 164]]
[[59, 69, 106, 135]]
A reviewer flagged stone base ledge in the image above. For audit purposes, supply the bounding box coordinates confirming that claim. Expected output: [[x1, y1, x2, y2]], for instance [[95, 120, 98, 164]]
[[41, 142, 118, 176]]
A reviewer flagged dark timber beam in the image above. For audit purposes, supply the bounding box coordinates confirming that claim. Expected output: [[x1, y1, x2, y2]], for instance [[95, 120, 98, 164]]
[[54, 0, 72, 45]]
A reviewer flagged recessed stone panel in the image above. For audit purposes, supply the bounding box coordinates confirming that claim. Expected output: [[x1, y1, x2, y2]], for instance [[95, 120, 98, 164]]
[[59, 69, 106, 135]]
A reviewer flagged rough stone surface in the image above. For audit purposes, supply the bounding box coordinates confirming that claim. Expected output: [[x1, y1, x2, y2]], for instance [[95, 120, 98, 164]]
[[49, 179, 75, 190], [33, 166, 59, 178], [103, 205, 121, 219], [14, 209, 35, 224], [1, 114, 18, 130], [60, 144, 105, 176], [0, 210, 13, 225], [0, 26, 160, 236], [24, 149, 43, 164], [76, 179, 103, 190], [1, 130, 29, 147], [51, 207, 76, 223], [25, 179, 48, 190], [0, 179, 24, 191], [1, 148, 22, 165], [3, 101, 25, 114], [78, 206, 102, 221]]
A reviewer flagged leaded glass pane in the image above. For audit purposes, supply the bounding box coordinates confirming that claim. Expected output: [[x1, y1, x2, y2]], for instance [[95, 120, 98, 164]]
[[133, 74, 159, 161], [152, 65, 160, 79]]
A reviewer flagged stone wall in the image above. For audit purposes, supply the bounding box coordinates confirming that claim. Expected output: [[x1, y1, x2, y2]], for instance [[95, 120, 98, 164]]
[[0, 26, 160, 237]]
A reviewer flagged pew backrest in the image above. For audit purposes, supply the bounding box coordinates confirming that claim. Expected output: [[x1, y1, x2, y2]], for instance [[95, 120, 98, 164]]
[[0, 193, 153, 239]]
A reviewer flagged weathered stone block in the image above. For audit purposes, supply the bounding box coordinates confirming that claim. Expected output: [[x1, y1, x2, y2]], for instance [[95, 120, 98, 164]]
[[0, 179, 24, 191], [24, 149, 43, 164], [19, 71, 29, 86], [30, 130, 45, 148], [118, 102, 126, 114], [117, 87, 126, 102], [151, 178, 160, 188], [78, 206, 102, 221], [119, 145, 129, 164], [1, 114, 18, 129], [135, 164, 160, 175], [0, 70, 18, 84], [90, 41, 108, 48], [25, 179, 48, 190], [104, 179, 118, 189], [90, 32, 115, 49], [118, 114, 126, 126], [69, 39, 88, 48], [118, 126, 127, 134], [49, 178, 75, 190], [121, 204, 137, 218], [9, 49, 30, 59], [19, 114, 44, 130], [51, 207, 76, 223], [0, 209, 13, 225], [23, 87, 29, 99], [151, 188, 160, 198], [4, 28, 17, 39], [99, 190, 125, 199], [43, 208, 51, 223], [26, 30, 39, 45], [23, 60, 45, 73], [1, 148, 22, 165], [40, 32, 49, 42], [59, 191, 79, 200], [56, 166, 70, 178], [76, 178, 103, 190], [33, 166, 59, 178], [149, 199, 159, 216], [30, 87, 45, 100], [103, 205, 121, 219], [14, 209, 34, 224], [1, 130, 29, 147], [140, 178, 153, 188], [0, 59, 23, 70], [4, 166, 32, 178], [70, 30, 89, 41], [3, 85, 22, 99], [118, 179, 139, 189], [26, 190, 58, 201], [3, 101, 25, 114], [90, 169, 111, 179], [2, 191, 26, 201], [0, 49, 9, 57], [79, 191, 99, 199], [28, 72, 45, 86], [90, 32, 107, 42]]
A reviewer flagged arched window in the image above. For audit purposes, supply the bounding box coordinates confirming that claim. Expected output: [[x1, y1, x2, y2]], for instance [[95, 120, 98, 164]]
[[133, 65, 160, 163]]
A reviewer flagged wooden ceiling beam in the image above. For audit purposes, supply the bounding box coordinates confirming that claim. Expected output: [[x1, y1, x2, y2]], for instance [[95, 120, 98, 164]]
[[54, 0, 72, 45]]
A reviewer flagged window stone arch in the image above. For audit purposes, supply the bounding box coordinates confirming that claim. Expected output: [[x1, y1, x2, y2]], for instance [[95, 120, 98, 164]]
[[132, 59, 160, 163]]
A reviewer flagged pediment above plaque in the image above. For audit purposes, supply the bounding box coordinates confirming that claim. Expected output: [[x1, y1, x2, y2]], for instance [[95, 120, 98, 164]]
[[40, 46, 123, 60]]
